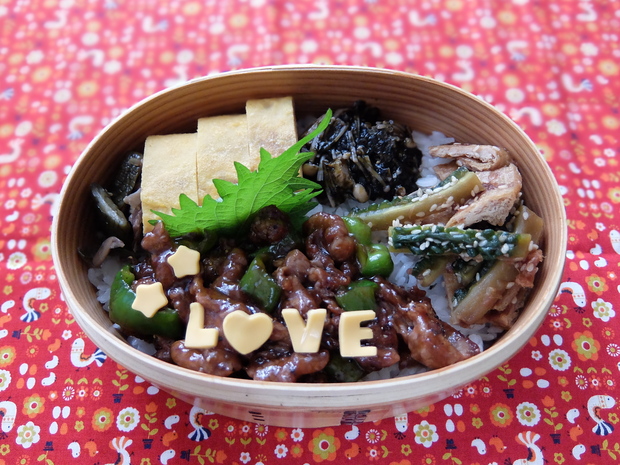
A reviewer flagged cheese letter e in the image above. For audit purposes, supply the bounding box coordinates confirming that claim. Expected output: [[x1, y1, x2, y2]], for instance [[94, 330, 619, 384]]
[[339, 310, 377, 357], [282, 308, 326, 353], [184, 302, 219, 349]]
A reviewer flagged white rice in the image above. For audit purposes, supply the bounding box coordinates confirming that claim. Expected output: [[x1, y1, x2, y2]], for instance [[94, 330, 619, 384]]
[[412, 130, 455, 188], [87, 255, 123, 311]]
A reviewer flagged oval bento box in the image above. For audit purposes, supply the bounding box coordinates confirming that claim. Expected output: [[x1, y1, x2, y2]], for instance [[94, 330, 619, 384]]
[[51, 65, 567, 427]]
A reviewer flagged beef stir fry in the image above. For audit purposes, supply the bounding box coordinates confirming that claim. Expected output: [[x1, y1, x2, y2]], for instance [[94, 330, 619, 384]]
[[124, 207, 479, 382]]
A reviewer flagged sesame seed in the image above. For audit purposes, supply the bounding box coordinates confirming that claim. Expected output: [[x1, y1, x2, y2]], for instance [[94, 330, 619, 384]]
[[416, 211, 426, 217], [422, 269, 431, 277], [501, 243, 510, 255], [506, 282, 515, 289]]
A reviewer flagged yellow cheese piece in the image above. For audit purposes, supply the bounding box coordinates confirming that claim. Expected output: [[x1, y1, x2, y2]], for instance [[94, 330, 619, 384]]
[[338, 310, 377, 357], [167, 245, 201, 278], [196, 114, 249, 200], [184, 302, 219, 349], [141, 133, 198, 233], [222, 310, 273, 355], [281, 308, 326, 353], [132, 282, 168, 318], [246, 97, 297, 158]]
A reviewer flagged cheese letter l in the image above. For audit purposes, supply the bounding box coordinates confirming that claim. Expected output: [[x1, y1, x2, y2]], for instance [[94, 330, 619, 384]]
[[184, 302, 219, 349]]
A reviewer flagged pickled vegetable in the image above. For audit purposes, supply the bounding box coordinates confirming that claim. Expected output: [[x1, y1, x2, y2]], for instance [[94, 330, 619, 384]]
[[450, 205, 544, 326], [91, 183, 132, 242], [110, 151, 143, 209], [350, 167, 484, 230]]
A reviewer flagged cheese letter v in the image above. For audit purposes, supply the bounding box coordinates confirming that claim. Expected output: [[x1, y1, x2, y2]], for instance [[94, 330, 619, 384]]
[[281, 308, 326, 353]]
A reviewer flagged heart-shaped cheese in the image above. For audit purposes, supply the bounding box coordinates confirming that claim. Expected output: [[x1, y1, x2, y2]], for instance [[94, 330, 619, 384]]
[[222, 310, 273, 355]]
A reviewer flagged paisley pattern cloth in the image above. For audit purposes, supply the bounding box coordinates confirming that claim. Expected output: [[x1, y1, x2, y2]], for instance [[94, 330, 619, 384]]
[[1, 1, 619, 463]]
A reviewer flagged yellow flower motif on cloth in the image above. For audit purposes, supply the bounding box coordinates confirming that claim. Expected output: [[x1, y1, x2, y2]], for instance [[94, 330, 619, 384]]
[[22, 394, 45, 418], [489, 403, 513, 427], [586, 273, 608, 295], [0, 346, 16, 367], [290, 443, 303, 458], [592, 298, 615, 322], [32, 238, 51, 262], [92, 407, 114, 432], [516, 402, 541, 426], [116, 406, 140, 432], [7, 252, 27, 270], [572, 330, 601, 362], [16, 422, 40, 449], [548, 348, 571, 371], [413, 420, 439, 448], [309, 428, 340, 462]]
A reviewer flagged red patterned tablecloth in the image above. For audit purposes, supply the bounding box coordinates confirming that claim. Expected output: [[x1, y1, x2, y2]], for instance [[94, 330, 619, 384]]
[[1, 1, 619, 464]]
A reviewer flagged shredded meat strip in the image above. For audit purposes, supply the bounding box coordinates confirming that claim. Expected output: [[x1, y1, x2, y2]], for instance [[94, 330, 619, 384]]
[[246, 342, 330, 382], [375, 277, 480, 369], [139, 222, 178, 288]]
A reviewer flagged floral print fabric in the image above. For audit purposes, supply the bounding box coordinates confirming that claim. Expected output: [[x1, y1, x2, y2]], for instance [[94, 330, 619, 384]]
[[1, 0, 619, 463]]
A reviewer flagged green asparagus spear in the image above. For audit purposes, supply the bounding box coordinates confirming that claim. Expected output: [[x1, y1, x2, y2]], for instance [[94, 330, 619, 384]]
[[390, 224, 532, 261]]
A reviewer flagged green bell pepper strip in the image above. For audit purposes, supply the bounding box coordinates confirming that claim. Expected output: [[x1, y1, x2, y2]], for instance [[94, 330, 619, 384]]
[[343, 216, 393, 277], [109, 265, 185, 340], [239, 256, 281, 313], [335, 279, 379, 311], [324, 351, 365, 382]]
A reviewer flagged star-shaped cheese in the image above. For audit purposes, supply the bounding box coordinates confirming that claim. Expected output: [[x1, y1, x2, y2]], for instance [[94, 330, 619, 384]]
[[132, 282, 168, 318], [167, 245, 200, 278]]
